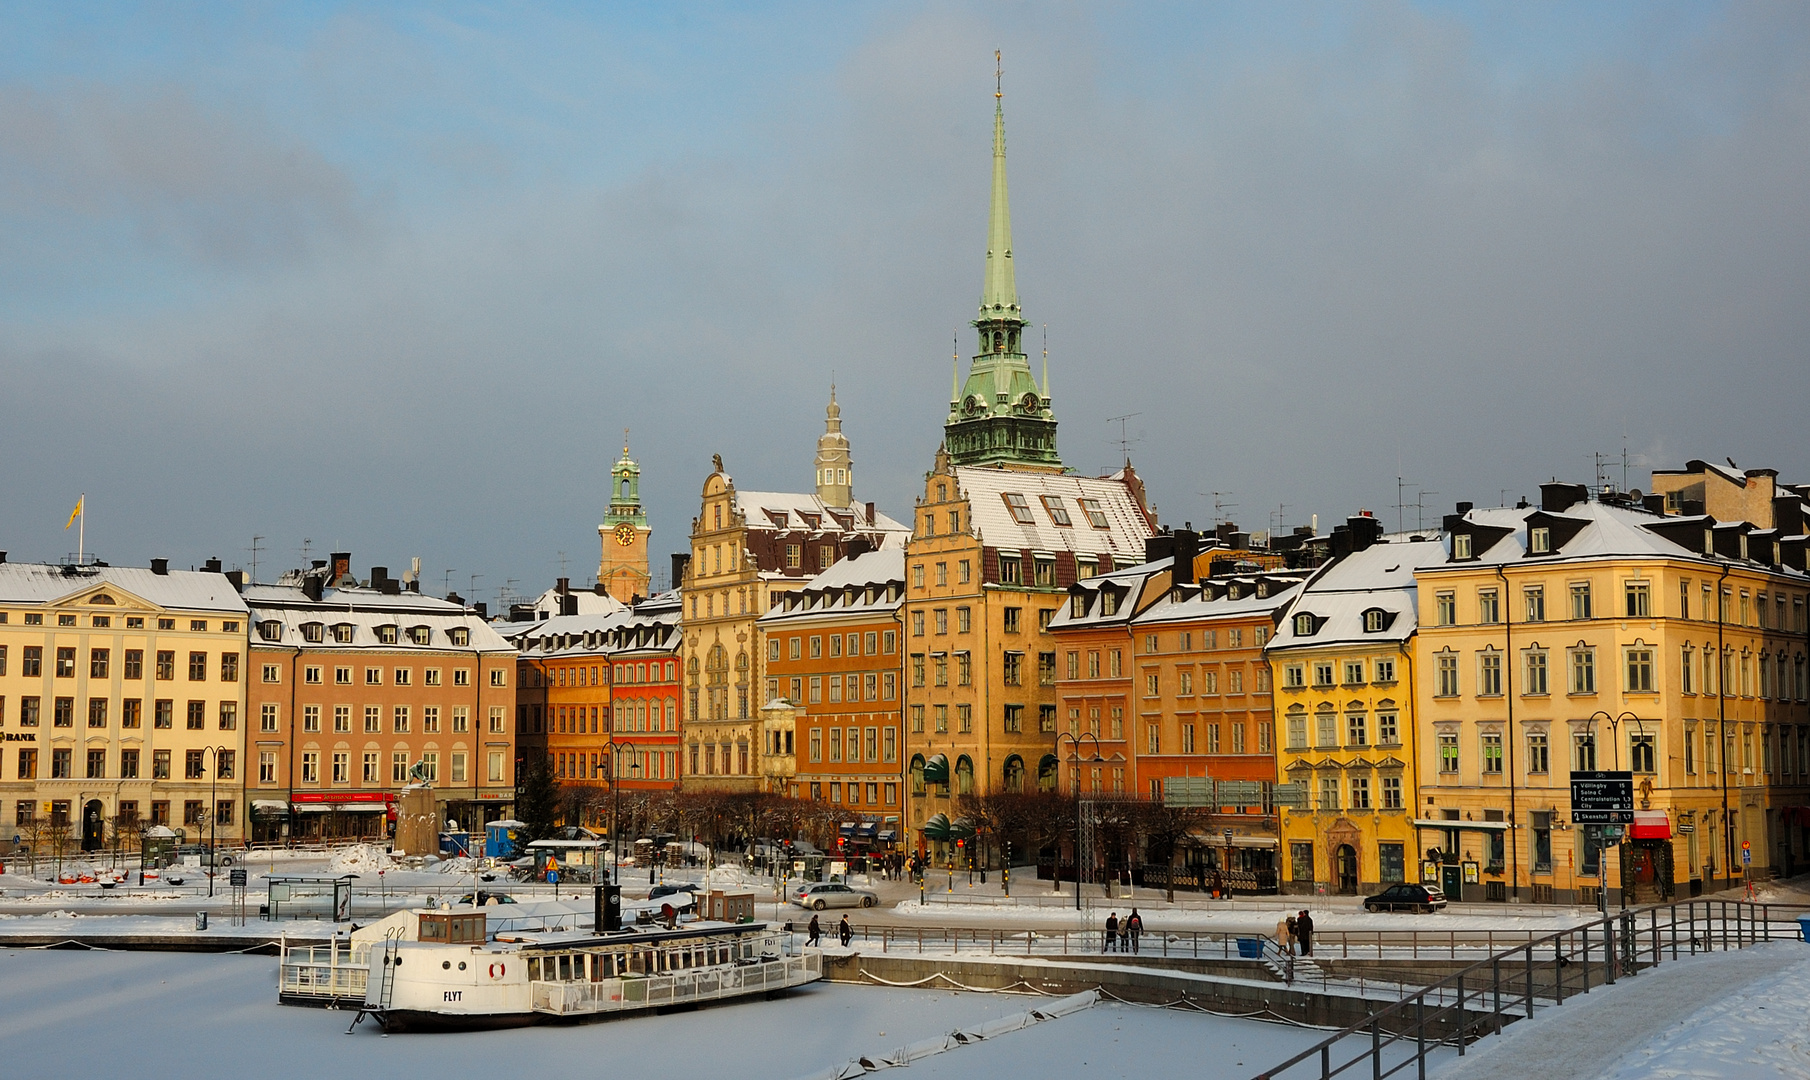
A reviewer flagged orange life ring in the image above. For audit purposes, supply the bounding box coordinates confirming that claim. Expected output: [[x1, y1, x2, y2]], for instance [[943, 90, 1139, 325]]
[[489, 962, 505, 978]]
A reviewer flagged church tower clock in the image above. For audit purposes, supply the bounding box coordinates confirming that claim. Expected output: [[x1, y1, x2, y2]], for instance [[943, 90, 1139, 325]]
[[597, 437, 653, 603]]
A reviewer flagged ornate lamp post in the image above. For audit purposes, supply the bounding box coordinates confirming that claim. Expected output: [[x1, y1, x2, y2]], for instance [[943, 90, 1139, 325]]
[[1587, 710, 1647, 911], [1055, 731, 1102, 911], [610, 739, 638, 885]]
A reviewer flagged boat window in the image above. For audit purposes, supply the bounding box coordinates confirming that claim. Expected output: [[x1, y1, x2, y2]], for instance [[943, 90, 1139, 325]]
[[558, 955, 571, 981], [528, 957, 541, 981]]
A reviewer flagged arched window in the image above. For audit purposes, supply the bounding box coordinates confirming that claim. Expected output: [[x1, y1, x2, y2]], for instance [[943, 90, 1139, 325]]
[[1002, 755, 1025, 794], [955, 755, 975, 795], [1037, 755, 1059, 792], [910, 754, 926, 796]]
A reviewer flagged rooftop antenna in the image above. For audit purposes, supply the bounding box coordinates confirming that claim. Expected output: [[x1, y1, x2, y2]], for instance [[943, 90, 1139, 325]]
[[1106, 413, 1142, 466], [470, 573, 482, 599], [402, 557, 421, 586], [951, 333, 960, 406], [1592, 451, 1613, 492], [443, 569, 456, 596], [1199, 492, 1236, 529], [300, 537, 313, 565], [557, 550, 569, 578], [1621, 427, 1630, 492], [1411, 489, 1439, 532], [1041, 324, 1048, 399], [1270, 502, 1290, 537], [249, 535, 265, 585]]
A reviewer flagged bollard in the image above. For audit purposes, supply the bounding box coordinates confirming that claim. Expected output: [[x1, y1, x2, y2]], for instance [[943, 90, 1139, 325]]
[[195, 911, 209, 931]]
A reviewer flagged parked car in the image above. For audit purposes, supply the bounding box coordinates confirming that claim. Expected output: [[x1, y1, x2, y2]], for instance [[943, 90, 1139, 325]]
[[1363, 884, 1448, 913], [789, 882, 878, 910], [457, 891, 518, 906], [647, 882, 696, 913]]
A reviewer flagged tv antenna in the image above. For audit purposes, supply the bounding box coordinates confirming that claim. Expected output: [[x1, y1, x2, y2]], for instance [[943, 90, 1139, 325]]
[[249, 536, 265, 585], [1199, 492, 1236, 529], [443, 569, 456, 596], [1269, 502, 1290, 537], [1106, 413, 1142, 464], [1411, 489, 1439, 532]]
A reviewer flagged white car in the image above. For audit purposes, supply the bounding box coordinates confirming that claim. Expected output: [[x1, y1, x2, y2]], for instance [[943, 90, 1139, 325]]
[[789, 882, 878, 910]]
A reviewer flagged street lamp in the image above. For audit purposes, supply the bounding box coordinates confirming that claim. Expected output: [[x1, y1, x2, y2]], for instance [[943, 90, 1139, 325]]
[[1055, 731, 1102, 911], [610, 739, 638, 885], [203, 745, 226, 899], [1587, 711, 1647, 912]]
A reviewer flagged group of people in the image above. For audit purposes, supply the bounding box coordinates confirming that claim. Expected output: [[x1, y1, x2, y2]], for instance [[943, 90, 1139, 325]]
[[1102, 909, 1145, 953], [1275, 909, 1315, 956], [805, 913, 855, 948]]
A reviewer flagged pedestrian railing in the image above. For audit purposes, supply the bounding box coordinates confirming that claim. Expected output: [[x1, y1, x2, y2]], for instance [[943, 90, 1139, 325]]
[[1252, 898, 1810, 1080]]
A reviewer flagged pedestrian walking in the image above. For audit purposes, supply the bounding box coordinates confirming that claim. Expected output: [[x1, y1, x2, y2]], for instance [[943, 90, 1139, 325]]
[[1297, 910, 1314, 957], [1104, 912, 1119, 952], [1285, 914, 1298, 954], [807, 914, 821, 947], [1126, 909, 1143, 954], [1276, 915, 1294, 956], [839, 915, 852, 947]]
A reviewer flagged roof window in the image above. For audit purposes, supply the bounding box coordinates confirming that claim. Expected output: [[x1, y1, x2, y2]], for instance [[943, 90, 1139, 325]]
[[301, 622, 325, 644], [1040, 496, 1072, 527], [1078, 498, 1110, 529], [1002, 493, 1035, 525]]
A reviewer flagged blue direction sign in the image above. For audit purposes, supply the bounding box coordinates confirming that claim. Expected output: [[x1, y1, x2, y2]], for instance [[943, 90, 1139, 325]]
[[1570, 770, 1634, 824]]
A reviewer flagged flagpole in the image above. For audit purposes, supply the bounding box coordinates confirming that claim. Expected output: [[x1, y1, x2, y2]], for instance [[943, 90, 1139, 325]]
[[78, 494, 85, 565]]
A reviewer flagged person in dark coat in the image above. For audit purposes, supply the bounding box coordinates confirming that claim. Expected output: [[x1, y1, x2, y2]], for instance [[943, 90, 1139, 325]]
[[1126, 909, 1144, 954], [839, 915, 853, 947], [1284, 914, 1299, 954], [807, 914, 821, 946], [1296, 910, 1315, 956], [1103, 912, 1119, 952]]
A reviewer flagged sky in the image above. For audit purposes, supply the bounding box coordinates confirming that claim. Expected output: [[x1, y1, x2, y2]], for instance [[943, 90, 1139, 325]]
[[2, 2, 1806, 606]]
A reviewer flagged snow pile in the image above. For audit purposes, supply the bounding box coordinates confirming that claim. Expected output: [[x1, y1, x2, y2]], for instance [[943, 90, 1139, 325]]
[[327, 844, 395, 875]]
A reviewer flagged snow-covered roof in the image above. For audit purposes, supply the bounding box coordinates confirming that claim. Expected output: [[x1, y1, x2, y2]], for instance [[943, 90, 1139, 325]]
[[1045, 559, 1167, 630], [1268, 538, 1449, 653], [510, 601, 681, 659], [244, 584, 512, 653], [1134, 576, 1306, 627], [0, 562, 248, 613], [1444, 499, 1805, 576], [732, 490, 908, 541], [757, 548, 906, 626], [525, 585, 626, 621], [954, 467, 1154, 559]]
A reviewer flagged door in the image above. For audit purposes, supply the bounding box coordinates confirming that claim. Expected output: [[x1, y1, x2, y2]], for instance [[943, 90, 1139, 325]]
[[1334, 845, 1358, 894], [81, 800, 104, 852], [1441, 864, 1463, 900]]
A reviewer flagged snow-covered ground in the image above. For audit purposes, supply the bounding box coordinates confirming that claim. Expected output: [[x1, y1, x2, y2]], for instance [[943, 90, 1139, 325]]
[[0, 950, 1342, 1080], [1434, 941, 1810, 1080]]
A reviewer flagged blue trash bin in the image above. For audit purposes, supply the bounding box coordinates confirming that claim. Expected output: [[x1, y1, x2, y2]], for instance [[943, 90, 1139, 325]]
[[1796, 915, 1810, 942], [1236, 937, 1263, 958]]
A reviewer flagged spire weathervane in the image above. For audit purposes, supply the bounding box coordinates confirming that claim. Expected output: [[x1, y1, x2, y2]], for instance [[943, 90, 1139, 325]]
[[996, 49, 1002, 99]]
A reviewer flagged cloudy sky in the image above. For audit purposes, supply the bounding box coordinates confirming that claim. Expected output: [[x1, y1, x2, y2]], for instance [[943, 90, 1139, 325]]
[[3, 2, 1806, 604]]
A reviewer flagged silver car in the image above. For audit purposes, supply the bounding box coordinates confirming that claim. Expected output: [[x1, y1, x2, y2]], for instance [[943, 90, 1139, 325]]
[[790, 882, 878, 910]]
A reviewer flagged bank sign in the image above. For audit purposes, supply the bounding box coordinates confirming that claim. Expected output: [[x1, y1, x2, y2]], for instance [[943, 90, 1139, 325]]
[[1570, 770, 1634, 824]]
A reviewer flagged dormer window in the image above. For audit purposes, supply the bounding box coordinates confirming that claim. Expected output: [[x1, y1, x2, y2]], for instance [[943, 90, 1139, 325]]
[[1529, 527, 1551, 554], [407, 625, 431, 646], [258, 621, 284, 642], [376, 625, 399, 645], [331, 623, 355, 644], [1294, 612, 1317, 637], [301, 622, 325, 644], [1453, 534, 1473, 560], [1364, 609, 1386, 633], [448, 628, 470, 647], [1070, 594, 1087, 619], [1100, 590, 1120, 617]]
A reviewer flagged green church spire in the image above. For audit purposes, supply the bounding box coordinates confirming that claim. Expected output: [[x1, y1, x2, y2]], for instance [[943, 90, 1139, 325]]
[[944, 53, 1060, 472]]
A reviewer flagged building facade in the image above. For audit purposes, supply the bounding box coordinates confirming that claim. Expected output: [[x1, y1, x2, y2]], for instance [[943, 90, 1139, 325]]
[[244, 557, 516, 841], [1414, 482, 1810, 903], [598, 440, 654, 604], [0, 559, 249, 850], [1269, 524, 1445, 896], [758, 548, 906, 841]]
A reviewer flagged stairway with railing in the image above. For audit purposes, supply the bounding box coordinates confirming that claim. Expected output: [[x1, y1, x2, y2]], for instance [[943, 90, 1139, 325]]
[[1252, 898, 1810, 1080]]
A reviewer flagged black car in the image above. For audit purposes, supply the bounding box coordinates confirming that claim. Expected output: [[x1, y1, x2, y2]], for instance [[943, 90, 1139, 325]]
[[1363, 883, 1448, 913], [647, 882, 696, 912]]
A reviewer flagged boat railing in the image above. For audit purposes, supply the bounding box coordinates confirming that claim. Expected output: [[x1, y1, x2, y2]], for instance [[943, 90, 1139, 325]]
[[531, 952, 822, 1016], [278, 940, 371, 1000]]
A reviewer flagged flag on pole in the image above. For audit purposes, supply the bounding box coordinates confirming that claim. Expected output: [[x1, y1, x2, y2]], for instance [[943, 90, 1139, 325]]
[[67, 495, 83, 529]]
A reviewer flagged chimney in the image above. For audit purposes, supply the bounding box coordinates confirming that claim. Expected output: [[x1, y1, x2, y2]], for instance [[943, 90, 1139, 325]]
[[406, 579, 419, 593], [371, 566, 389, 587], [330, 552, 351, 583], [0, 551, 6, 563], [380, 578, 401, 596], [865, 501, 877, 523], [150, 558, 168, 576], [671, 553, 691, 588], [474, 601, 488, 620], [845, 537, 872, 560], [1455, 501, 1473, 516], [1172, 529, 1199, 587], [225, 570, 245, 592], [447, 591, 465, 607], [1347, 513, 1383, 551], [557, 577, 570, 595], [1145, 532, 1175, 564], [203, 557, 223, 574], [302, 574, 324, 603], [1773, 495, 1805, 536], [593, 582, 608, 596], [1643, 494, 1668, 516], [560, 594, 578, 616], [1540, 482, 1588, 514]]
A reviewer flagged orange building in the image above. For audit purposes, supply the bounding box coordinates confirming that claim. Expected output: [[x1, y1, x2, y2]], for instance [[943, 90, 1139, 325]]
[[244, 557, 517, 841], [602, 592, 682, 793], [758, 548, 906, 844]]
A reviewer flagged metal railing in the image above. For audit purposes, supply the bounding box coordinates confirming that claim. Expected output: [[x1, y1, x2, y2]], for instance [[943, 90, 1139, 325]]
[[532, 953, 822, 1015], [278, 941, 370, 1001], [1253, 899, 1810, 1080]]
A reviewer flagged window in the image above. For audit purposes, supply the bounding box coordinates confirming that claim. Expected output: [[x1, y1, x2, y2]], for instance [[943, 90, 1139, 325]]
[[1524, 649, 1549, 695], [1294, 612, 1316, 636], [1040, 496, 1072, 526], [1002, 652, 1023, 685], [1453, 534, 1472, 560], [1478, 589, 1499, 625], [1002, 492, 1035, 524], [1570, 583, 1593, 620], [1349, 776, 1371, 810], [1002, 704, 1020, 733], [1316, 711, 1337, 748], [1481, 732, 1503, 773], [1343, 660, 1364, 685], [1569, 648, 1596, 694], [1523, 586, 1545, 623], [1630, 734, 1657, 774], [1078, 498, 1109, 528], [999, 557, 1021, 585], [1346, 712, 1367, 746], [1373, 657, 1395, 683], [1436, 652, 1459, 697], [1283, 663, 1305, 689], [1529, 526, 1551, 554], [1625, 647, 1655, 692], [1574, 731, 1597, 771], [1479, 651, 1503, 696], [1625, 581, 1650, 618], [395, 668, 411, 686], [1287, 712, 1307, 749], [1313, 661, 1334, 687], [185, 700, 205, 730], [490, 668, 506, 687], [1363, 609, 1385, 632], [1438, 734, 1459, 773], [1436, 592, 1456, 626], [1377, 711, 1399, 745], [1319, 777, 1341, 811]]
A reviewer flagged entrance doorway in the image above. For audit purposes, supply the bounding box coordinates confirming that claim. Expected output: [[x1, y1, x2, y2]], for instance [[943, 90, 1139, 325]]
[[1623, 840, 1674, 906], [1334, 845, 1358, 894], [81, 800, 104, 852], [1441, 864, 1463, 900]]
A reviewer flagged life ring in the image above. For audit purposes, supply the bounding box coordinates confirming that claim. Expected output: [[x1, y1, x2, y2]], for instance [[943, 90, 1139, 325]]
[[489, 962, 505, 978]]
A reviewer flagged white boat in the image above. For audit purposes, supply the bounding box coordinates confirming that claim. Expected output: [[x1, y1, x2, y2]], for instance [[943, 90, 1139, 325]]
[[279, 892, 821, 1032]]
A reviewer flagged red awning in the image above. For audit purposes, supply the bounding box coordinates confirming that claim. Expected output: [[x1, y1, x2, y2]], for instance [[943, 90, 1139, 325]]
[[1631, 810, 1671, 840]]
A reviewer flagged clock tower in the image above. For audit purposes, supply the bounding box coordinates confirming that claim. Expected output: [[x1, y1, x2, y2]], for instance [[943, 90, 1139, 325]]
[[597, 437, 652, 603]]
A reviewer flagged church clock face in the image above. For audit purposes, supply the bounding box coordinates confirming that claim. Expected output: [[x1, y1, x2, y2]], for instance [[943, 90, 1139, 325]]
[[614, 523, 637, 546]]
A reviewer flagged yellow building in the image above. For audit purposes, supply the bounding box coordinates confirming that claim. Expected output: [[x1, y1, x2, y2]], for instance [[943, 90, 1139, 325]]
[[1268, 522, 1445, 896], [1415, 482, 1810, 904], [681, 402, 909, 793], [0, 558, 250, 851]]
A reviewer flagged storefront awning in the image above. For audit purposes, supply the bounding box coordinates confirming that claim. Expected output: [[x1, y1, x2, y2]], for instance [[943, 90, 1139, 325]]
[[922, 754, 949, 785], [251, 800, 290, 816], [1631, 810, 1671, 840]]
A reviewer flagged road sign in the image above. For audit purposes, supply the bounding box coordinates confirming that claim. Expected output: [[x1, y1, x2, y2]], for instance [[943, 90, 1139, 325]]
[[228, 868, 246, 888], [1270, 782, 1309, 808], [1162, 777, 1213, 807], [1570, 770, 1634, 824], [1743, 845, 1753, 865], [1216, 780, 1264, 805]]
